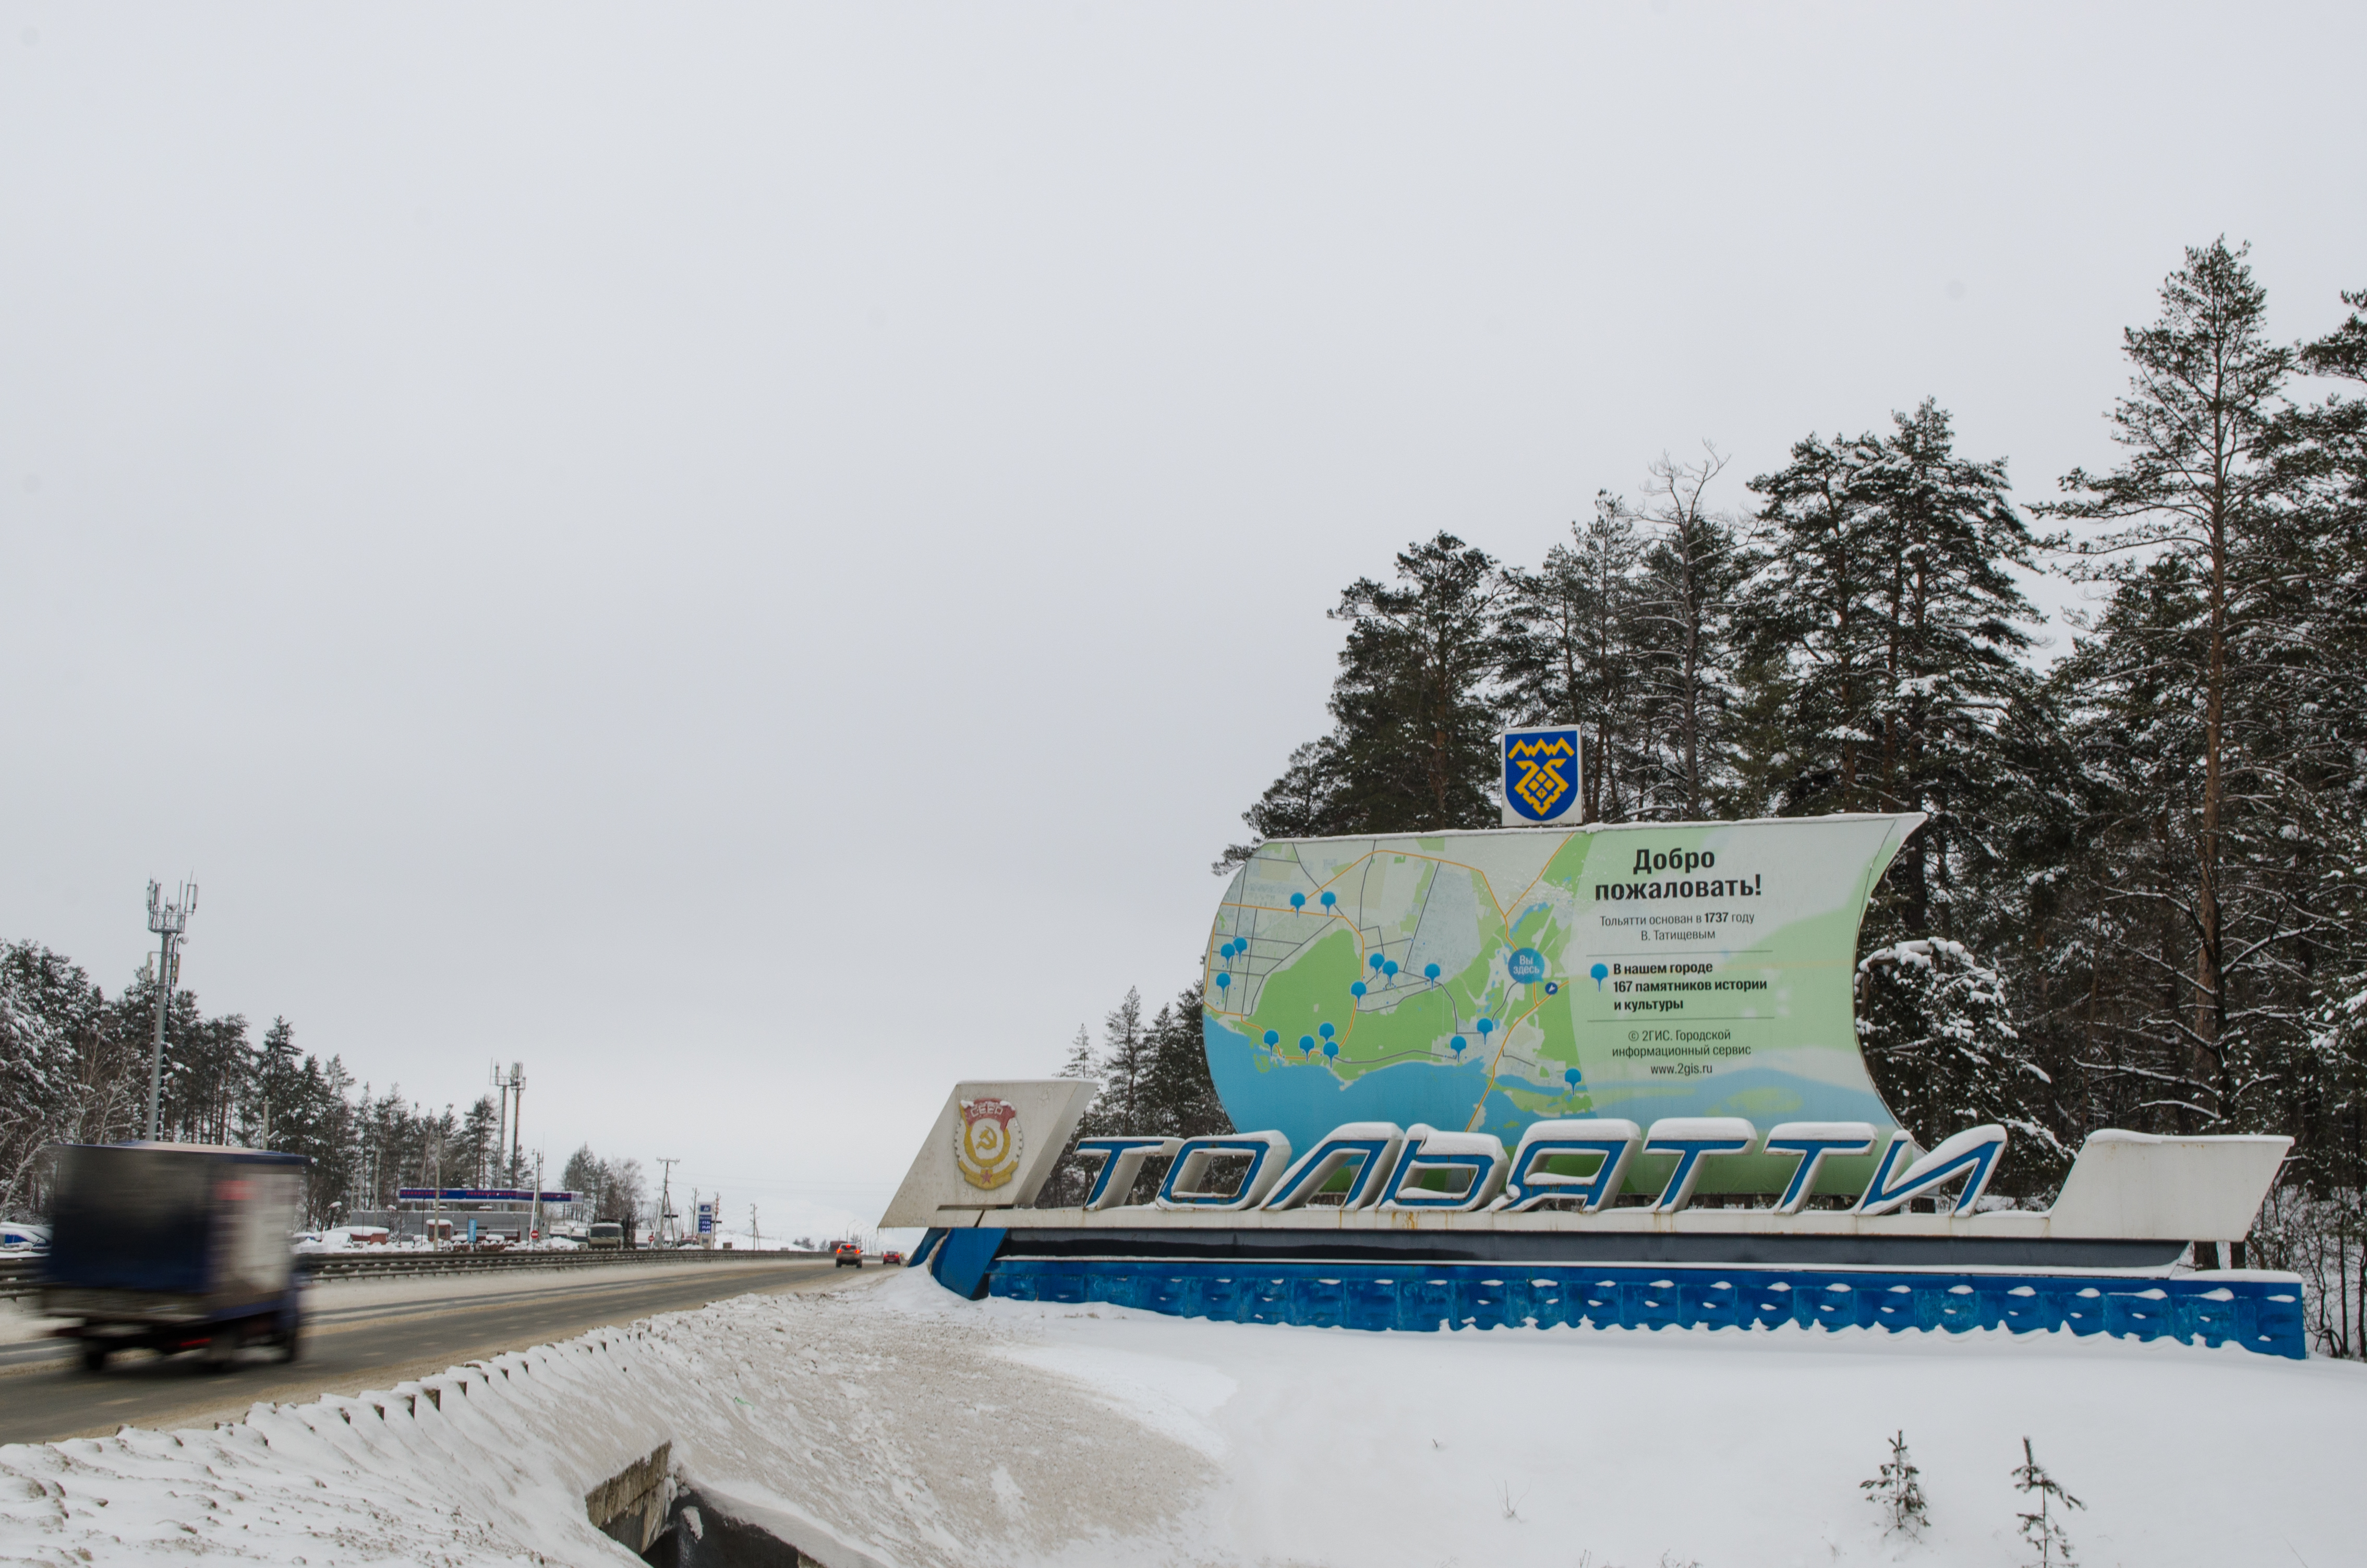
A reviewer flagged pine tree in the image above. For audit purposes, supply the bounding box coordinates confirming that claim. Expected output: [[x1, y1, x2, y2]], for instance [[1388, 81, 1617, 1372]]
[[1627, 448, 1754, 819], [1222, 534, 1511, 866], [238, 1018, 303, 1151], [1743, 401, 2042, 939], [1857, 938, 2067, 1189], [0, 942, 125, 1220], [1858, 1429, 1929, 1538], [2010, 1438, 2083, 1566], [460, 1095, 501, 1188], [2043, 239, 2294, 1126], [1038, 986, 1233, 1207], [1501, 494, 1649, 822], [562, 1144, 607, 1213], [1326, 534, 1512, 833], [1139, 986, 1231, 1140], [1059, 1024, 1097, 1081], [1098, 987, 1152, 1134]]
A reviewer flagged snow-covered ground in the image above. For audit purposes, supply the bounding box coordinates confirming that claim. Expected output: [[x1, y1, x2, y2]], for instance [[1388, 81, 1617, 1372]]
[[4, 1267, 2362, 1567]]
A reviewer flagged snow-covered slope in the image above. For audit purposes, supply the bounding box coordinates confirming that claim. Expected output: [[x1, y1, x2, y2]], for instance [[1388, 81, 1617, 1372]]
[[5, 1269, 2362, 1566]]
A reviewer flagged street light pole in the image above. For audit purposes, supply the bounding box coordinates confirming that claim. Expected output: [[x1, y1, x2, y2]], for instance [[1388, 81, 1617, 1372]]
[[144, 880, 196, 1141]]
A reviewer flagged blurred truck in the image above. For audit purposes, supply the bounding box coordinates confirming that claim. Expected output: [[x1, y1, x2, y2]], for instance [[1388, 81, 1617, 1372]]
[[38, 1142, 310, 1372]]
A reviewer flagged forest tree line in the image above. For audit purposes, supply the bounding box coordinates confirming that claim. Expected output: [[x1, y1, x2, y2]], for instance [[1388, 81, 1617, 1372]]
[[0, 938, 647, 1231]]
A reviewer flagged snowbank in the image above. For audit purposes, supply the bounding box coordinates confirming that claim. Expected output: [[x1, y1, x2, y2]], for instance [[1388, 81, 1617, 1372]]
[[5, 1268, 2363, 1566]]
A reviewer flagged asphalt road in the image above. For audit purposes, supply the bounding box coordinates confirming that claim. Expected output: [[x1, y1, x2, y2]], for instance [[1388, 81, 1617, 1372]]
[[0, 1257, 859, 1446]]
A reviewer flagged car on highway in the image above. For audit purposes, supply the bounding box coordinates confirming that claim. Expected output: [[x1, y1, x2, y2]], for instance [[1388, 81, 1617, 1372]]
[[880, 1249, 905, 1266], [833, 1241, 863, 1268]]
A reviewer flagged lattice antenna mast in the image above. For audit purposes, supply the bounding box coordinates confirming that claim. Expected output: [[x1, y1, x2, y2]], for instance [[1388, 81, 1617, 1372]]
[[488, 1060, 526, 1184], [144, 878, 197, 1141]]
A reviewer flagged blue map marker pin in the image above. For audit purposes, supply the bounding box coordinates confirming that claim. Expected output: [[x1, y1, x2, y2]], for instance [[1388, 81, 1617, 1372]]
[[1299, 1035, 1315, 1056], [1290, 893, 1306, 910], [1476, 1018, 1495, 1039], [1215, 972, 1230, 991], [1323, 1040, 1339, 1059], [1368, 953, 1385, 973], [1319, 1021, 1335, 1041], [1264, 1029, 1280, 1048], [1382, 959, 1399, 983], [1450, 1035, 1467, 1057], [1565, 1068, 1583, 1088], [1350, 981, 1367, 998], [1590, 962, 1610, 988], [1320, 891, 1336, 911], [1424, 963, 1441, 982]]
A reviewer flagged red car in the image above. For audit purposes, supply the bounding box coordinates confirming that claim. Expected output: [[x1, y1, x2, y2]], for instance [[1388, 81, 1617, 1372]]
[[833, 1241, 863, 1268], [881, 1249, 905, 1267]]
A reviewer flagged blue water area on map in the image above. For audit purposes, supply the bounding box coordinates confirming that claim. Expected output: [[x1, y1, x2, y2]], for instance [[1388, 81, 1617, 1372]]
[[1203, 1016, 1894, 1154]]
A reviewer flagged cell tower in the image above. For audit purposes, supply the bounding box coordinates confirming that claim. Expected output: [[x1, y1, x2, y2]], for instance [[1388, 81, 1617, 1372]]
[[490, 1061, 526, 1184], [144, 879, 197, 1141]]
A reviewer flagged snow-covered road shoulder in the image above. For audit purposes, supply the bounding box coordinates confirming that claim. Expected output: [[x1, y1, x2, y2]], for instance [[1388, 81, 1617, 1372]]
[[6, 1266, 2364, 1567]]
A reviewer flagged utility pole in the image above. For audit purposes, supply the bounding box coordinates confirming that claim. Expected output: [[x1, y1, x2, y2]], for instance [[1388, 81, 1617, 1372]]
[[491, 1062, 508, 1183], [656, 1157, 679, 1249], [531, 1150, 544, 1247], [144, 879, 197, 1141], [749, 1204, 760, 1251]]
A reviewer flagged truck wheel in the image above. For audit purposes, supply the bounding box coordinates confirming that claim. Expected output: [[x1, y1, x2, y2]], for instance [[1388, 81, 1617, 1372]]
[[202, 1329, 239, 1373], [280, 1321, 304, 1363], [80, 1344, 109, 1373]]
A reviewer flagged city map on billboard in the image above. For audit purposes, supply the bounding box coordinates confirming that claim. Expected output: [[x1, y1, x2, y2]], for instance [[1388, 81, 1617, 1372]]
[[1202, 813, 1921, 1194]]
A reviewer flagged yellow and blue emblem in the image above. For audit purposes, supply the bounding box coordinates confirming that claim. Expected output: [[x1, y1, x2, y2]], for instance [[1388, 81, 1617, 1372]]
[[1501, 727, 1580, 823]]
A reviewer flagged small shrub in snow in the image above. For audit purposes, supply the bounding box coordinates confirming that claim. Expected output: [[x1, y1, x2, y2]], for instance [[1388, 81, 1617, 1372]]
[[2010, 1437, 2083, 1565], [1860, 1428, 1928, 1538]]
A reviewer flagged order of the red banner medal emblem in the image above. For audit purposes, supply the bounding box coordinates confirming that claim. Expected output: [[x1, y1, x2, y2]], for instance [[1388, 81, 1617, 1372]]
[[954, 1097, 1022, 1190]]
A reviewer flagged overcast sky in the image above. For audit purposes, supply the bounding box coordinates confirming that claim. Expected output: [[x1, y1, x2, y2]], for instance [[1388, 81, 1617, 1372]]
[[5, 4, 2362, 1240]]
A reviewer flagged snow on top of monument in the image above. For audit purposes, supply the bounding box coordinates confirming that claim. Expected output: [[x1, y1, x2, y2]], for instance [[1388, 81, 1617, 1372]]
[[6, 1267, 2361, 1567], [1242, 811, 1924, 849]]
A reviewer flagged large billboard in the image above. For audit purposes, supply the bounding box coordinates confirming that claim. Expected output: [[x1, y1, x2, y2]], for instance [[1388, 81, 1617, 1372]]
[[1202, 813, 1921, 1193]]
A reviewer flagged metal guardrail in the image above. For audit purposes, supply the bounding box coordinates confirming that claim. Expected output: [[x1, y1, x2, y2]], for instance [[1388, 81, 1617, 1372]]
[[0, 1247, 840, 1301], [306, 1247, 834, 1281]]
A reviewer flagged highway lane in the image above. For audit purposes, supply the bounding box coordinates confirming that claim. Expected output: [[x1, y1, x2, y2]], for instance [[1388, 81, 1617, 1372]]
[[0, 1257, 869, 1445]]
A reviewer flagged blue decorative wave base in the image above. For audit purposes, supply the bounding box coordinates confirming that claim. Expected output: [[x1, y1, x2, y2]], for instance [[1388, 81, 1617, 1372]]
[[974, 1255, 2307, 1359]]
